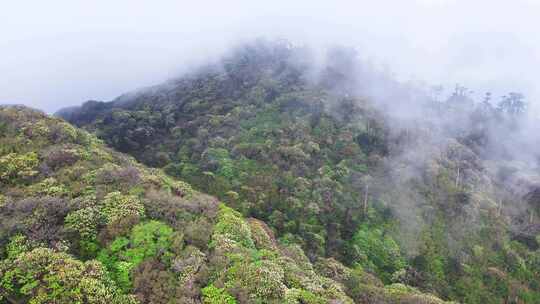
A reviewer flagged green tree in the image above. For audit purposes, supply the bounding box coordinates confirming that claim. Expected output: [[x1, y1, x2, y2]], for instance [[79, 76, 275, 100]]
[[350, 225, 406, 282], [201, 285, 237, 304], [498, 92, 527, 116], [98, 221, 174, 291], [0, 152, 39, 184], [0, 247, 137, 304]]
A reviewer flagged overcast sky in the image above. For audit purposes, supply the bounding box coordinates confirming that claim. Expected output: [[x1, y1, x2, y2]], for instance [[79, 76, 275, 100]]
[[1, 0, 539, 113]]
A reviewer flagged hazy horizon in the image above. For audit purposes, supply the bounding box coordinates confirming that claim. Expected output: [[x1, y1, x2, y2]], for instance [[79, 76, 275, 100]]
[[1, 0, 539, 113]]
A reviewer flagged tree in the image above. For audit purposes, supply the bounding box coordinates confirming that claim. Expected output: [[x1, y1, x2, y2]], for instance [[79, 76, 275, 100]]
[[0, 247, 137, 304], [101, 191, 145, 225], [0, 152, 39, 184], [498, 92, 527, 116], [446, 84, 474, 110], [97, 221, 174, 291], [202, 285, 237, 304], [350, 225, 406, 282], [361, 175, 373, 216]]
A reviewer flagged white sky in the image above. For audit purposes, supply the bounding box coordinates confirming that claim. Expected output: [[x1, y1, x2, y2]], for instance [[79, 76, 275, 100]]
[[1, 0, 539, 113]]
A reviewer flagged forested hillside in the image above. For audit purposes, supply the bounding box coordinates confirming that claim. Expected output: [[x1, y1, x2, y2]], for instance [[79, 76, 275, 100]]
[[59, 40, 540, 303], [0, 40, 532, 304], [0, 106, 456, 303]]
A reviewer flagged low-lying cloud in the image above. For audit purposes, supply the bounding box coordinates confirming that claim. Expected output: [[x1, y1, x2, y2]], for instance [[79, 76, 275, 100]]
[[1, 0, 539, 114]]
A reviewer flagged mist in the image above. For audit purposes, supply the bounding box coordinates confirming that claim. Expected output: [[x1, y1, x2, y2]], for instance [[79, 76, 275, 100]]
[[1, 0, 539, 114]]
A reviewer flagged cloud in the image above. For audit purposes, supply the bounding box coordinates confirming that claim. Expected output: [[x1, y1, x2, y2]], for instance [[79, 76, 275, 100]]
[[1, 0, 539, 113]]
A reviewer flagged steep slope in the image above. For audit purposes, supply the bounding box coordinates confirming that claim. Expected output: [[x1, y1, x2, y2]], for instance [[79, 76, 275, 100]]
[[59, 40, 540, 303], [0, 106, 453, 303]]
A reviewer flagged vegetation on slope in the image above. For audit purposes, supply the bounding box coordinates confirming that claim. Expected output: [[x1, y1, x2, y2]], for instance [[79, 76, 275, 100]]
[[0, 106, 453, 303], [60, 40, 540, 303]]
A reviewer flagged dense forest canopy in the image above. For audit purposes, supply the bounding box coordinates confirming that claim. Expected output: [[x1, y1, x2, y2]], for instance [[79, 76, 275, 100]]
[[1, 40, 539, 303]]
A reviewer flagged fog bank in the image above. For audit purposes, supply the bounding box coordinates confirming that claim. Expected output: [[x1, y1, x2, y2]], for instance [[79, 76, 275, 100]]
[[1, 0, 539, 113]]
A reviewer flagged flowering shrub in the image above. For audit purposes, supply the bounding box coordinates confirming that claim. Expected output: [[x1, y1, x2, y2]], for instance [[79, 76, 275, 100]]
[[101, 191, 145, 224], [0, 152, 39, 184]]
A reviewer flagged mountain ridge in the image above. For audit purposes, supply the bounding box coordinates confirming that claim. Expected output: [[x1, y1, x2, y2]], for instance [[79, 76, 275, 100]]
[[11, 40, 540, 303]]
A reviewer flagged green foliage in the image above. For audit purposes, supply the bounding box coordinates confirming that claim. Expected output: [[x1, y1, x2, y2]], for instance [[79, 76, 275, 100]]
[[284, 288, 325, 304], [0, 247, 136, 304], [209, 202, 358, 303], [101, 191, 145, 224], [204, 148, 236, 179], [201, 285, 237, 304], [29, 177, 68, 196], [58, 52, 379, 262], [246, 259, 287, 298], [5, 234, 31, 259], [65, 206, 101, 240], [64, 206, 102, 258], [350, 225, 406, 283], [248, 219, 277, 251], [0, 152, 39, 184], [0, 103, 451, 304], [213, 204, 255, 248], [160, 174, 194, 197], [414, 220, 449, 295], [4, 37, 538, 304], [98, 220, 174, 291]]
